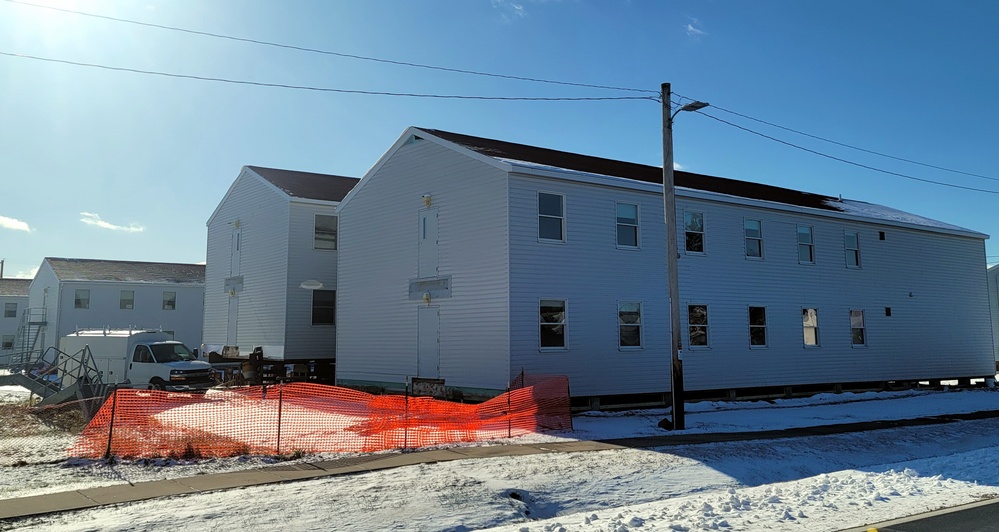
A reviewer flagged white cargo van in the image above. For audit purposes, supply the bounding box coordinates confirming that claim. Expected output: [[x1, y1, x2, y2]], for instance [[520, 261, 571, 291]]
[[60, 329, 215, 392]]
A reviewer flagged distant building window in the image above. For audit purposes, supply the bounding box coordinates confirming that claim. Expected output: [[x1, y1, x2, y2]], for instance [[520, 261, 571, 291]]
[[74, 289, 90, 309], [688, 304, 709, 347], [616, 203, 639, 248], [797, 225, 815, 264], [749, 306, 767, 347], [1, 335, 13, 350], [802, 308, 820, 346], [684, 211, 704, 253], [3, 302, 16, 318], [618, 301, 642, 348], [538, 192, 565, 242], [851, 310, 867, 346], [744, 219, 763, 258], [845, 231, 861, 268], [162, 291, 176, 311], [879, 231, 886, 241], [885, 307, 892, 317], [311, 290, 336, 325], [315, 214, 338, 250], [540, 299, 566, 349], [120, 290, 134, 310]]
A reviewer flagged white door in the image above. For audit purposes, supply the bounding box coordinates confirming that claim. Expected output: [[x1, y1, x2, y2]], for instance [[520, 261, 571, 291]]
[[418, 209, 439, 278], [417, 306, 440, 378], [226, 293, 238, 346]]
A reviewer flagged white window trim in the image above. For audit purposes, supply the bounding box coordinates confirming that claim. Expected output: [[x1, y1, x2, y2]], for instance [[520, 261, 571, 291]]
[[802, 307, 820, 347], [3, 302, 16, 318], [74, 289, 90, 310], [539, 298, 568, 351], [1, 334, 14, 350], [314, 214, 338, 251], [162, 291, 177, 311], [686, 303, 710, 349], [797, 225, 815, 265], [748, 305, 768, 349], [538, 191, 566, 244], [683, 210, 706, 255], [844, 230, 861, 269], [850, 309, 867, 348], [617, 300, 644, 350], [615, 202, 641, 250], [744, 218, 764, 260]]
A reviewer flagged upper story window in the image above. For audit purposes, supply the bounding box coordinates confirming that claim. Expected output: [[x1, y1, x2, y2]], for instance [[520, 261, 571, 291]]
[[802, 308, 820, 346], [311, 289, 336, 325], [684, 211, 704, 253], [538, 192, 565, 242], [748, 306, 767, 347], [744, 219, 763, 258], [74, 289, 90, 309], [120, 290, 134, 310], [540, 299, 566, 349], [845, 231, 861, 268], [797, 225, 815, 264], [618, 301, 642, 348], [315, 214, 338, 250], [688, 304, 709, 347], [616, 203, 639, 248], [850, 310, 867, 346], [162, 291, 177, 311], [3, 302, 16, 318]]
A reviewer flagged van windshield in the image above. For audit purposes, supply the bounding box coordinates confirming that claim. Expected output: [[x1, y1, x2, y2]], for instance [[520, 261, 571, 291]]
[[150, 343, 196, 363]]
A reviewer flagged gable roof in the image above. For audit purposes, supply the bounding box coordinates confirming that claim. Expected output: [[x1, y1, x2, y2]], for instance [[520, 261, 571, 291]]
[[0, 278, 31, 297], [45, 258, 205, 285], [246, 166, 359, 203]]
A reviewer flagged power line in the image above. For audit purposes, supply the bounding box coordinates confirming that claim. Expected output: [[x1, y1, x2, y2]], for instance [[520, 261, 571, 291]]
[[0, 51, 656, 102], [692, 109, 999, 195], [2, 0, 658, 96], [673, 91, 999, 183]]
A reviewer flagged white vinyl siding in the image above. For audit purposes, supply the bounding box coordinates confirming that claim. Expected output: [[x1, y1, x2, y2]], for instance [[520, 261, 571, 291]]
[[285, 202, 339, 359]]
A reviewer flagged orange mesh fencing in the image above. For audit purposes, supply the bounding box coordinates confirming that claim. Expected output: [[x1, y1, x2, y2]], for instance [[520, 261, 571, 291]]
[[68, 374, 571, 459]]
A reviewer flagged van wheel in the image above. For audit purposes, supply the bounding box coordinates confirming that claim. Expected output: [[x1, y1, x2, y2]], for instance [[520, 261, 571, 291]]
[[150, 379, 166, 391]]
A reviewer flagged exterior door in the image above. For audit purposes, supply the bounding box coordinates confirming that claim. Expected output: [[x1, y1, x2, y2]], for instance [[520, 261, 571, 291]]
[[418, 209, 439, 278], [226, 293, 238, 346], [417, 306, 440, 378]]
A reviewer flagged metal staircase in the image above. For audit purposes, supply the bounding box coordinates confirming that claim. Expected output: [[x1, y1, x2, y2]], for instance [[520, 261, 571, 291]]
[[0, 307, 46, 370]]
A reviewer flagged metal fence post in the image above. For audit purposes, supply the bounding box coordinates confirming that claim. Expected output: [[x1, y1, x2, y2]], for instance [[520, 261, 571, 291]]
[[404, 386, 409, 450], [507, 386, 512, 439], [276, 381, 284, 455], [104, 389, 117, 461]]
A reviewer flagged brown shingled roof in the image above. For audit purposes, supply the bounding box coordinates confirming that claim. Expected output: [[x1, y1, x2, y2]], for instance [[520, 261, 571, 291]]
[[45, 258, 204, 285], [422, 128, 843, 213], [0, 278, 31, 297], [247, 166, 359, 203]]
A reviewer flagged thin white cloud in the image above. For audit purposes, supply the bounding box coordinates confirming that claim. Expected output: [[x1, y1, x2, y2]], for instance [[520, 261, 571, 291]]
[[0, 215, 31, 232], [685, 23, 706, 36], [80, 212, 144, 233], [492, 0, 526, 18], [673, 162, 685, 171], [15, 266, 39, 279]]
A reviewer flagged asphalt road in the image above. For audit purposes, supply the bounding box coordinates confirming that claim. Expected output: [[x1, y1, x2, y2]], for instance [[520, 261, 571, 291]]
[[847, 498, 999, 531]]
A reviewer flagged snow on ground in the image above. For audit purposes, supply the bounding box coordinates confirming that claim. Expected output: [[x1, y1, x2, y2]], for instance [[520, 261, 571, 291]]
[[4, 385, 999, 531]]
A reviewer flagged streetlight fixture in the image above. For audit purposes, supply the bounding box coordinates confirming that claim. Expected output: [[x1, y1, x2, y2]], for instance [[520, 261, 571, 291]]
[[661, 83, 708, 431]]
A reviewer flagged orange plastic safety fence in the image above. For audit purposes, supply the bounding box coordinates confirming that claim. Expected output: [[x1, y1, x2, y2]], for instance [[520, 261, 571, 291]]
[[68, 374, 571, 459]]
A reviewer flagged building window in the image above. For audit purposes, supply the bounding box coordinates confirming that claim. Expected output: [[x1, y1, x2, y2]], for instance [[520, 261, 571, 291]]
[[74, 289, 90, 309], [688, 304, 709, 347], [797, 225, 815, 264], [802, 308, 820, 346], [3, 302, 16, 318], [618, 302, 642, 348], [312, 289, 336, 325], [540, 299, 566, 349], [744, 219, 763, 258], [616, 203, 639, 248], [315, 214, 338, 250], [684, 211, 704, 253], [1, 335, 13, 350], [538, 192, 565, 242], [162, 291, 177, 311], [749, 306, 767, 347], [879, 231, 886, 241], [120, 290, 134, 310], [851, 310, 867, 346], [885, 307, 892, 317], [845, 231, 861, 268]]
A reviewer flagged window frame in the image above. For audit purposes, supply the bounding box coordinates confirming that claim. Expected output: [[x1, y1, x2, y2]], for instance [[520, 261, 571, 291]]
[[615, 202, 640, 249], [683, 210, 705, 254], [743, 218, 764, 259], [314, 214, 338, 251], [539, 298, 567, 350], [119, 290, 134, 310], [311, 289, 336, 326], [537, 192, 566, 243], [687, 304, 710, 348], [850, 310, 867, 347], [74, 289, 90, 310], [162, 291, 177, 311], [797, 225, 815, 264], [617, 301, 643, 349], [3, 302, 16, 318], [1, 335, 13, 350], [844, 230, 861, 268], [802, 307, 820, 347], [748, 306, 768, 348]]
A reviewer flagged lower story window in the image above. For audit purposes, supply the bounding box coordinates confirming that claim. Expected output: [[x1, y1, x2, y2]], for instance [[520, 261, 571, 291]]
[[688, 305, 709, 347], [1, 335, 13, 350], [540, 299, 566, 349], [618, 302, 642, 348], [802, 308, 820, 346], [748, 306, 767, 347], [311, 290, 336, 325], [850, 310, 866, 346]]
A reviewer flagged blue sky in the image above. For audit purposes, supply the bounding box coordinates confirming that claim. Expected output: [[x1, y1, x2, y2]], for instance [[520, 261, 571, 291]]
[[1, 0, 997, 279]]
